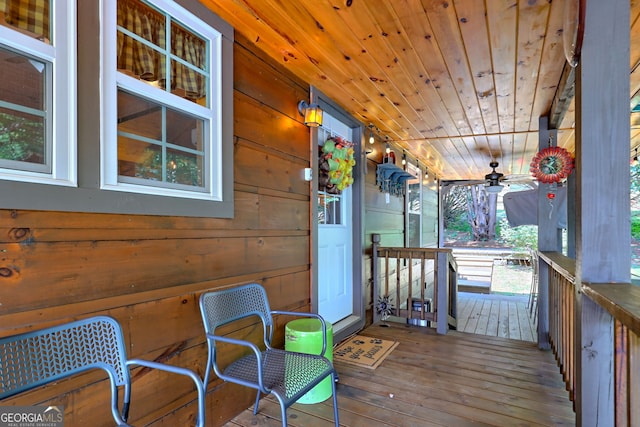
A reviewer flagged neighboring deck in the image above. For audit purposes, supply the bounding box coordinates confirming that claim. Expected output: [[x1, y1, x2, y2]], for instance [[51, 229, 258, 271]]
[[457, 292, 536, 342], [224, 321, 573, 427]]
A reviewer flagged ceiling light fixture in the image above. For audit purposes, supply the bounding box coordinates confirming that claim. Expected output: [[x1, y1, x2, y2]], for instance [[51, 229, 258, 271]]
[[486, 182, 503, 193]]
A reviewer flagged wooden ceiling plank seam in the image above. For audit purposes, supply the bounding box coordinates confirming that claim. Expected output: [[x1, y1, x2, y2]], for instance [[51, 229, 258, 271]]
[[406, 0, 476, 136], [357, 0, 456, 139], [266, 0, 418, 134], [485, 0, 518, 135], [224, 0, 415, 137], [320, 6, 436, 139], [376, 2, 464, 140], [513, 0, 552, 133], [320, 0, 463, 174], [421, 0, 488, 136], [511, 132, 531, 176], [449, 136, 478, 179], [313, 0, 444, 140], [376, 0, 476, 140], [485, 133, 504, 167], [200, 0, 381, 123], [383, 1, 470, 139], [199, 0, 640, 180], [453, 0, 501, 135], [318, 0, 452, 163], [498, 133, 515, 175], [530, 0, 568, 131]]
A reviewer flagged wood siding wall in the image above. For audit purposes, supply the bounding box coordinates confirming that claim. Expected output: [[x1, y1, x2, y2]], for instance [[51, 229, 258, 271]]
[[362, 156, 439, 318], [0, 34, 313, 427]]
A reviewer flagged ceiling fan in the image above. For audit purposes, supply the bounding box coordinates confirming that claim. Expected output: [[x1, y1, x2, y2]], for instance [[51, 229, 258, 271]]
[[441, 160, 534, 193], [484, 161, 504, 193]]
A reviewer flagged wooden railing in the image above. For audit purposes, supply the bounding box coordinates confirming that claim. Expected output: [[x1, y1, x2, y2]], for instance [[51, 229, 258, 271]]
[[540, 251, 577, 402], [372, 235, 458, 334], [539, 251, 640, 424]]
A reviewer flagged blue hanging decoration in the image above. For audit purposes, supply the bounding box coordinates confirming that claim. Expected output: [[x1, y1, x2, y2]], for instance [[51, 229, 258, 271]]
[[376, 163, 415, 197]]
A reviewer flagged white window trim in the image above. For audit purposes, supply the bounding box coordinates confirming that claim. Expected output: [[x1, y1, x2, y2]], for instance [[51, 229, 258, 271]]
[[0, 2, 77, 186], [100, 0, 223, 201]]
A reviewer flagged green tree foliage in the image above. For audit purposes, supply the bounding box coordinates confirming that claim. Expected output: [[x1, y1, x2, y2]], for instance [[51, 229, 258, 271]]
[[632, 163, 640, 210], [497, 218, 538, 251], [0, 112, 44, 164], [442, 185, 468, 230]]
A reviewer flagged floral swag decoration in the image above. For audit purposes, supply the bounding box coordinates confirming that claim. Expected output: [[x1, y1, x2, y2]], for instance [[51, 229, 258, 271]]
[[529, 146, 574, 184], [318, 136, 356, 194]]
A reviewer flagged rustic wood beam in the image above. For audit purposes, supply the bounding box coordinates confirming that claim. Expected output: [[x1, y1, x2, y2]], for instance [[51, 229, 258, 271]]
[[549, 62, 576, 129], [574, 0, 630, 424]]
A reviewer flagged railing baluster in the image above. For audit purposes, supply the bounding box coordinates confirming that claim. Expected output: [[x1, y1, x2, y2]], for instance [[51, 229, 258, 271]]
[[420, 252, 426, 321], [371, 246, 455, 334], [395, 251, 401, 317], [540, 250, 640, 424], [408, 250, 413, 315]]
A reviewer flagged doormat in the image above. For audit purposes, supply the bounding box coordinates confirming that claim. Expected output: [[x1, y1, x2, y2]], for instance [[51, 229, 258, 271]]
[[333, 335, 399, 369]]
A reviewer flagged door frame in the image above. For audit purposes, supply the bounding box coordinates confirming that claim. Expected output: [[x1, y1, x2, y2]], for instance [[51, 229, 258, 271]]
[[310, 87, 365, 344]]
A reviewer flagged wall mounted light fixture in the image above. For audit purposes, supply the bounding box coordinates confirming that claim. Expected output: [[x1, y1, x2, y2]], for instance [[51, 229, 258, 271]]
[[298, 100, 323, 127]]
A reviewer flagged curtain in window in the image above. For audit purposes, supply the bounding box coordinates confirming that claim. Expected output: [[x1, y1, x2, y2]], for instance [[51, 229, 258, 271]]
[[171, 26, 205, 99], [116, 0, 205, 100], [1, 0, 49, 39]]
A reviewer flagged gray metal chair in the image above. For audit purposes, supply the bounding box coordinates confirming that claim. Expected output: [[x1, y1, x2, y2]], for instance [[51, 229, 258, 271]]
[[199, 283, 339, 427], [0, 315, 205, 427]]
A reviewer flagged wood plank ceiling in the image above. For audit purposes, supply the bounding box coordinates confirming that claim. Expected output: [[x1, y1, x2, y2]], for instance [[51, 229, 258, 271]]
[[201, 0, 640, 181]]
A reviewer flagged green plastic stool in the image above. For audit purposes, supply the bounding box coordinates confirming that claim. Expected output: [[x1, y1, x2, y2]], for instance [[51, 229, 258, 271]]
[[285, 318, 333, 404]]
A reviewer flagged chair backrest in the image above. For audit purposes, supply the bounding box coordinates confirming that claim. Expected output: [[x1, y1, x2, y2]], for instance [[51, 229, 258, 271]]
[[199, 283, 273, 338], [0, 316, 130, 399]]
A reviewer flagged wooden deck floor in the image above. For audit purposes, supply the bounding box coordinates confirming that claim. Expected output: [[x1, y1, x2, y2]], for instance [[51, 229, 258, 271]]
[[223, 321, 573, 427], [457, 292, 537, 342]]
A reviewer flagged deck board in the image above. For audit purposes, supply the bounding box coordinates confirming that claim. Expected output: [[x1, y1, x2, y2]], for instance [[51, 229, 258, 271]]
[[458, 292, 536, 342], [223, 320, 573, 427]]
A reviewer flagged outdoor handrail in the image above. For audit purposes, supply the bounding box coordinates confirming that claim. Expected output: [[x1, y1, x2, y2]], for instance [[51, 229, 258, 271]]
[[538, 250, 640, 424], [372, 235, 457, 334]]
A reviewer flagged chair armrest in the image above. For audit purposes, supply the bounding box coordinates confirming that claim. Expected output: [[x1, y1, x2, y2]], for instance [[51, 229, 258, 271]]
[[205, 334, 270, 393], [126, 359, 206, 427], [271, 311, 328, 356]]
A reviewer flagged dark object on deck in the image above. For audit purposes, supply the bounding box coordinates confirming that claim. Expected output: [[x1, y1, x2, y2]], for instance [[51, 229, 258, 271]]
[[407, 298, 432, 327]]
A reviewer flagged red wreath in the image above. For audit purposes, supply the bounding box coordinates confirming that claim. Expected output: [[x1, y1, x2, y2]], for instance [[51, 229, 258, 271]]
[[529, 146, 574, 184]]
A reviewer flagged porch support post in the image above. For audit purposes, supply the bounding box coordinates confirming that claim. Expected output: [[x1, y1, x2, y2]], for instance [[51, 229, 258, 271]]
[[435, 251, 449, 335], [372, 233, 381, 324], [574, 0, 630, 424], [536, 116, 558, 349]]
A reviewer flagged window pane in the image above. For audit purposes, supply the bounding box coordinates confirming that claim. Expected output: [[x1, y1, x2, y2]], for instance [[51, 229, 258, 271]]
[[116, 0, 207, 104], [0, 46, 45, 111], [0, 46, 47, 168], [117, 0, 166, 86], [408, 180, 421, 247], [0, 0, 51, 43], [117, 89, 205, 189], [318, 192, 342, 225], [171, 21, 207, 102]]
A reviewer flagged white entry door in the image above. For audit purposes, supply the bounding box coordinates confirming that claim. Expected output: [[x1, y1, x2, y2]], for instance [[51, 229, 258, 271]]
[[317, 115, 354, 324]]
